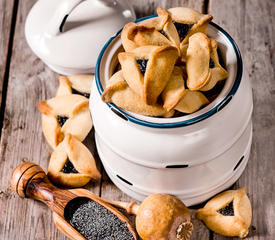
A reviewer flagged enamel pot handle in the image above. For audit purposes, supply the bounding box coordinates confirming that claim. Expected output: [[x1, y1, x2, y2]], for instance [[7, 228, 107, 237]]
[[46, 0, 86, 37]]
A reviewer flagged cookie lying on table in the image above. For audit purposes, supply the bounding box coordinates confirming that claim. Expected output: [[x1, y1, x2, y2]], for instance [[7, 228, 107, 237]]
[[196, 187, 252, 238], [48, 133, 101, 188], [38, 94, 92, 148], [57, 75, 93, 98]]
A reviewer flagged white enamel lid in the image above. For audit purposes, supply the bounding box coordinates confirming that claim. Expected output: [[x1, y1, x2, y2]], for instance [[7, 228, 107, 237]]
[[25, 0, 136, 75]]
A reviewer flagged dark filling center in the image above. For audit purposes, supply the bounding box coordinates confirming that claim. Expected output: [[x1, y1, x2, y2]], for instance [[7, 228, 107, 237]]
[[218, 201, 234, 216], [64, 197, 134, 240], [72, 88, 90, 98], [136, 59, 148, 76], [57, 115, 68, 127], [158, 29, 169, 39], [61, 159, 78, 174], [173, 22, 194, 41], [209, 58, 215, 68]]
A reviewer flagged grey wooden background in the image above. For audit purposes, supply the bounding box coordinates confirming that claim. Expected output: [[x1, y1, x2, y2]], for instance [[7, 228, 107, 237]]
[[0, 0, 274, 239]]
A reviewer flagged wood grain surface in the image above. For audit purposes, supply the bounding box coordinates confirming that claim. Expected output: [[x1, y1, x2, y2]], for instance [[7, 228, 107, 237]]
[[0, 0, 16, 117], [0, 0, 274, 239], [209, 1, 275, 239]]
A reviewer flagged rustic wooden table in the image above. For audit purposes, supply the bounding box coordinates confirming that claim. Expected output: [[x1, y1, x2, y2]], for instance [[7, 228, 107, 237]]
[[0, 0, 274, 239]]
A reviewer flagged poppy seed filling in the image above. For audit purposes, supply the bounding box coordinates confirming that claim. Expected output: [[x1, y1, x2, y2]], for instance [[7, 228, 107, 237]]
[[173, 22, 194, 41], [61, 159, 78, 174], [136, 59, 148, 75], [72, 88, 90, 98], [57, 115, 68, 127], [218, 201, 234, 216], [209, 58, 215, 68], [158, 29, 169, 39]]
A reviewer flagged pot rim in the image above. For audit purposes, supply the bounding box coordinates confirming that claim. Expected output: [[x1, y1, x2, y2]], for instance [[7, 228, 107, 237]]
[[95, 15, 243, 128]]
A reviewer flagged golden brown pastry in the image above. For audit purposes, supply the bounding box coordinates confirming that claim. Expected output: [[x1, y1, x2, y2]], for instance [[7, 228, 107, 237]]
[[56, 75, 93, 98], [118, 45, 178, 105], [102, 70, 174, 117], [186, 33, 228, 91], [196, 187, 252, 238], [200, 39, 228, 91], [121, 8, 180, 53], [186, 32, 212, 90], [168, 7, 212, 61], [48, 134, 101, 188], [175, 90, 209, 114], [38, 94, 92, 148], [136, 194, 193, 240], [162, 66, 187, 111]]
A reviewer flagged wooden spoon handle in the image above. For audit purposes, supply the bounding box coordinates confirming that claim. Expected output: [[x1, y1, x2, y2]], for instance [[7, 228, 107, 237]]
[[100, 198, 140, 215], [10, 162, 75, 215]]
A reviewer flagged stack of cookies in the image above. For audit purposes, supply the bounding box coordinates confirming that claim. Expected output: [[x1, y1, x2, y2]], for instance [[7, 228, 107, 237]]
[[102, 7, 228, 117], [38, 75, 101, 188]]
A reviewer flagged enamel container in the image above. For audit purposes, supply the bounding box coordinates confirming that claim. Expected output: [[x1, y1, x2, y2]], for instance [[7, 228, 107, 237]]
[[92, 16, 253, 206], [25, 0, 136, 75]]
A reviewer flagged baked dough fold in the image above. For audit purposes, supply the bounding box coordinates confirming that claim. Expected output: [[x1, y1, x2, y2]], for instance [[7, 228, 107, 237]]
[[102, 70, 174, 117], [48, 134, 101, 188], [196, 187, 252, 238]]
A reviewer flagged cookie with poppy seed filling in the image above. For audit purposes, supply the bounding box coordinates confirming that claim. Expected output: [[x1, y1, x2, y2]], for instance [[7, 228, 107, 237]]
[[168, 7, 212, 61], [196, 187, 252, 238], [118, 45, 178, 105], [121, 7, 180, 54], [38, 94, 92, 148], [200, 38, 228, 91], [186, 33, 228, 91], [161, 66, 209, 113], [56, 75, 93, 98], [48, 133, 101, 187], [102, 70, 174, 117]]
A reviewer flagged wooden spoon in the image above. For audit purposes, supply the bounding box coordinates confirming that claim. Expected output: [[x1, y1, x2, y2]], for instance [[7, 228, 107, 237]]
[[101, 194, 194, 240], [10, 162, 137, 240]]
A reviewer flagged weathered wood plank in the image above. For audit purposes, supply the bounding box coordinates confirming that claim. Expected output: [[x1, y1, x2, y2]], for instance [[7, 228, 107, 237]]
[[129, 0, 205, 18], [0, 1, 101, 239], [209, 0, 275, 239], [0, 0, 15, 109]]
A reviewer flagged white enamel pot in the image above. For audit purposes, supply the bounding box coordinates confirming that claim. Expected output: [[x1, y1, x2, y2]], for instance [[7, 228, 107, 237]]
[[25, 0, 135, 75], [90, 15, 253, 206]]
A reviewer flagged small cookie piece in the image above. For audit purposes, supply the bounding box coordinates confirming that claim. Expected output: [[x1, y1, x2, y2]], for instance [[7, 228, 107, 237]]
[[162, 66, 187, 111], [186, 33, 212, 90], [121, 8, 180, 53], [56, 75, 93, 98], [119, 45, 178, 105], [38, 94, 92, 148], [48, 134, 101, 188], [168, 7, 212, 61], [200, 39, 228, 91], [175, 90, 209, 114], [102, 70, 174, 117], [196, 187, 252, 238]]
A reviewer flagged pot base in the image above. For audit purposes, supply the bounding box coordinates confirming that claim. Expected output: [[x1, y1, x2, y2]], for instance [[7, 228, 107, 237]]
[[95, 123, 252, 206]]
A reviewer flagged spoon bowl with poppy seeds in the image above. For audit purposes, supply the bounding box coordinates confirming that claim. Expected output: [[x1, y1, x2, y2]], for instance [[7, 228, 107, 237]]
[[10, 162, 137, 240]]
